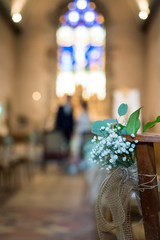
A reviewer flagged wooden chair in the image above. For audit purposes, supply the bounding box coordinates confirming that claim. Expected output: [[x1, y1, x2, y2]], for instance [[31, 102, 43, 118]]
[[42, 130, 70, 168], [125, 134, 160, 240]]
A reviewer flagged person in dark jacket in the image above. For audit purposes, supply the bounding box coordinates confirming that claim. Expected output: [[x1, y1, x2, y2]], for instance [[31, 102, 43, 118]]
[[55, 95, 74, 143]]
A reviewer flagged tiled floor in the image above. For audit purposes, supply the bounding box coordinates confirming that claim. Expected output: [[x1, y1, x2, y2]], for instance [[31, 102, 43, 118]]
[[0, 164, 97, 240], [0, 163, 153, 240]]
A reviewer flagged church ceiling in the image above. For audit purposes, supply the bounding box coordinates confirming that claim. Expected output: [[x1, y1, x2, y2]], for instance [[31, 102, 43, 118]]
[[0, 0, 157, 16], [0, 0, 159, 30]]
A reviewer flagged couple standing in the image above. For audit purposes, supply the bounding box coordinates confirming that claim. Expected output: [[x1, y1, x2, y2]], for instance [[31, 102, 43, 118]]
[[55, 95, 91, 173]]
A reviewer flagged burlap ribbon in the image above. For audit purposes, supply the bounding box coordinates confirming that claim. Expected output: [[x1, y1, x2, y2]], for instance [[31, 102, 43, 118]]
[[95, 167, 137, 240]]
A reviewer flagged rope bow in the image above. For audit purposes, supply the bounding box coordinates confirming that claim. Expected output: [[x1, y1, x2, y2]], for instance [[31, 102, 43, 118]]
[[95, 167, 137, 240]]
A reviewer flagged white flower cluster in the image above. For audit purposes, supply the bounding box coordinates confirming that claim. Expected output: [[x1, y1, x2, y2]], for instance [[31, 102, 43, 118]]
[[90, 124, 138, 172]]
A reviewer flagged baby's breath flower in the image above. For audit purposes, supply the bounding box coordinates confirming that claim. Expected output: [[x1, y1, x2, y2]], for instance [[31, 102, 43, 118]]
[[131, 133, 135, 138], [90, 122, 137, 171], [109, 159, 115, 164], [129, 148, 134, 152], [131, 143, 136, 148], [91, 136, 97, 143], [98, 136, 103, 140]]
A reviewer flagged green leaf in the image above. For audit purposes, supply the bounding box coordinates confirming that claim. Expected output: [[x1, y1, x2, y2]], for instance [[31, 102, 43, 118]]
[[118, 104, 128, 117], [156, 116, 160, 122], [118, 123, 127, 135], [91, 120, 108, 136], [104, 119, 118, 124], [120, 127, 127, 135], [126, 108, 142, 135], [143, 122, 156, 132], [143, 115, 160, 132]]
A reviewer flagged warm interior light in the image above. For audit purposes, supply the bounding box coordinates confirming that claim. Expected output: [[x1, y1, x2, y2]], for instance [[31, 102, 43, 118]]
[[84, 11, 95, 22], [12, 12, 22, 22], [56, 26, 74, 46], [74, 26, 90, 46], [32, 91, 41, 101], [86, 71, 106, 100], [11, 0, 27, 16], [68, 11, 80, 23], [76, 0, 87, 10], [137, 0, 149, 12], [90, 26, 106, 45], [139, 1, 148, 11], [136, 0, 150, 19], [139, 11, 148, 20], [56, 73, 75, 97]]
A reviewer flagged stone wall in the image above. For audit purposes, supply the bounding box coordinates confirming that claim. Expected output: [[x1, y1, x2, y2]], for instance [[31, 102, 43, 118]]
[[143, 7, 160, 132], [13, 0, 58, 133], [0, 14, 16, 135]]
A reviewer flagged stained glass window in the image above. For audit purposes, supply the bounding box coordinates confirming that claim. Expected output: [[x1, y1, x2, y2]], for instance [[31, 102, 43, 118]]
[[56, 0, 106, 100]]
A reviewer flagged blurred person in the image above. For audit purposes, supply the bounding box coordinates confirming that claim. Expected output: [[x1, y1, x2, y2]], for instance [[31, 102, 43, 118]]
[[41, 97, 74, 171], [55, 95, 74, 143], [69, 100, 91, 174], [76, 100, 91, 139]]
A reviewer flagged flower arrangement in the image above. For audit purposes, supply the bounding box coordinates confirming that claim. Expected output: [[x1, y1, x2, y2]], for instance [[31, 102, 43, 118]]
[[90, 103, 160, 172]]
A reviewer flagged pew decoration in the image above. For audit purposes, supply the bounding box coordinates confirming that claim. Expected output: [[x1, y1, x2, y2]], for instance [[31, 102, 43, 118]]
[[90, 104, 160, 240]]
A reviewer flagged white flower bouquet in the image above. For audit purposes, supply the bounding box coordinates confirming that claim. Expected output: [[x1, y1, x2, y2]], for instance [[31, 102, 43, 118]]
[[90, 103, 160, 172]]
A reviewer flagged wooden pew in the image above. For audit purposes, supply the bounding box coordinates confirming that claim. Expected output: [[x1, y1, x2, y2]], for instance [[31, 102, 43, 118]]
[[125, 134, 160, 240]]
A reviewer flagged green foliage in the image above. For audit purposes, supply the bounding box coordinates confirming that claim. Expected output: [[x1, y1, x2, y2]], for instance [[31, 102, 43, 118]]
[[104, 119, 118, 124], [91, 103, 159, 137], [90, 103, 159, 171], [143, 116, 160, 132], [118, 103, 128, 117], [119, 124, 127, 135], [91, 120, 108, 136], [126, 108, 142, 134]]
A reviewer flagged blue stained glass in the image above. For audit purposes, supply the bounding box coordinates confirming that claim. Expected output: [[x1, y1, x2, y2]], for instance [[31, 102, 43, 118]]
[[64, 0, 100, 27], [75, 0, 89, 11], [65, 10, 80, 27], [56, 0, 106, 99], [58, 0, 105, 72], [85, 45, 104, 71], [59, 46, 75, 72], [82, 9, 97, 26]]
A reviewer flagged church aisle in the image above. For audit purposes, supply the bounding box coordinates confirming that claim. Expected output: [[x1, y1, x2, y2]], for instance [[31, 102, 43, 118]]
[[0, 164, 97, 240]]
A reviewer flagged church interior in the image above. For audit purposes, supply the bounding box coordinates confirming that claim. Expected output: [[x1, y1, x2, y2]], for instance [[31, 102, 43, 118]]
[[0, 0, 160, 239]]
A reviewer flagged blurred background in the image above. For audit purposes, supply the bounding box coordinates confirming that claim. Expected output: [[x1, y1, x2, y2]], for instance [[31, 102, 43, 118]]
[[0, 0, 159, 239]]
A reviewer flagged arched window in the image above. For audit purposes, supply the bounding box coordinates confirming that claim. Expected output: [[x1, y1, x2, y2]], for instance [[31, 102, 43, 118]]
[[56, 0, 106, 100]]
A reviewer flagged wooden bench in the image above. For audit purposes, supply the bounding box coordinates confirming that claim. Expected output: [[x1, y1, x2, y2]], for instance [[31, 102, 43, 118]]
[[125, 134, 160, 240]]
